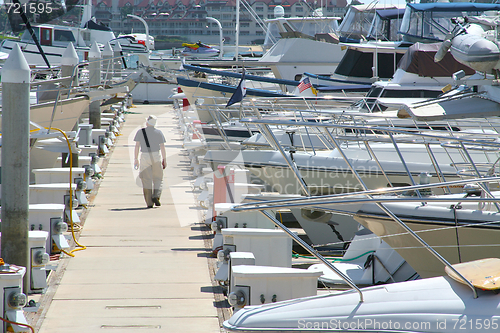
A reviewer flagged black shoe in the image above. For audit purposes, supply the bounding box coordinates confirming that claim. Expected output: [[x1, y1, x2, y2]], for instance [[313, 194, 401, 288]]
[[147, 205, 153, 208], [152, 197, 161, 207]]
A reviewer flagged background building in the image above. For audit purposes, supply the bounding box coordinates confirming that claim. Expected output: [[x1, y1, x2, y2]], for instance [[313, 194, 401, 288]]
[[93, 0, 348, 47]]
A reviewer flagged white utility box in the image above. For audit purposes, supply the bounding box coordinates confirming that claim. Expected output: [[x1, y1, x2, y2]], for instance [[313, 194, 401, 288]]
[[0, 232, 50, 295], [78, 123, 93, 146], [8, 204, 69, 255], [228, 265, 321, 311], [32, 167, 88, 185], [226, 252, 255, 285], [214, 203, 275, 229], [0, 262, 29, 332], [56, 155, 92, 168], [27, 231, 50, 294], [215, 251, 255, 283], [29, 183, 86, 207], [77, 145, 99, 157], [90, 129, 107, 145], [222, 228, 292, 268]]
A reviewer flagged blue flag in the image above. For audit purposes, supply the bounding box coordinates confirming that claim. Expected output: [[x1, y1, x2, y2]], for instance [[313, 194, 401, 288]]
[[226, 69, 247, 107]]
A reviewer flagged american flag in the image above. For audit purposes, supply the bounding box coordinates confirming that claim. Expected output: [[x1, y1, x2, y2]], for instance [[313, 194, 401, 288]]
[[298, 77, 312, 93]]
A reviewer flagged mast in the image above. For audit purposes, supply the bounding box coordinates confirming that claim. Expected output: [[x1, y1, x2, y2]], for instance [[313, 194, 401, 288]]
[[81, 0, 92, 28], [235, 0, 240, 60]]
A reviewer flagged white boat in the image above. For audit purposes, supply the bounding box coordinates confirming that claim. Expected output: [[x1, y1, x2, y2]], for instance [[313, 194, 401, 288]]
[[0, 1, 151, 67], [203, 135, 500, 195], [442, 15, 500, 74], [258, 14, 345, 82], [307, 227, 418, 286], [353, 190, 500, 279], [224, 273, 500, 332]]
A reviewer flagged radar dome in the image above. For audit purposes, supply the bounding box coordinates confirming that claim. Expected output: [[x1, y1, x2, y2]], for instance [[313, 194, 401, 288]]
[[313, 8, 323, 17], [274, 5, 285, 18]]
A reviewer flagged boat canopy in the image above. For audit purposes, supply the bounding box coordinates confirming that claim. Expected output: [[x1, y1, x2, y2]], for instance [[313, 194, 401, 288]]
[[399, 3, 500, 43], [398, 42, 475, 78], [366, 8, 405, 41], [338, 4, 402, 40], [406, 3, 500, 12]]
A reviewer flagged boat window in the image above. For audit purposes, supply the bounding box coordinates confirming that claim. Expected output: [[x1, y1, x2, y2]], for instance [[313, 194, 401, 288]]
[[366, 87, 383, 98], [54, 30, 76, 42], [335, 49, 403, 79], [338, 8, 377, 39], [263, 18, 338, 50], [293, 20, 338, 36], [381, 89, 441, 98], [20, 27, 39, 42]]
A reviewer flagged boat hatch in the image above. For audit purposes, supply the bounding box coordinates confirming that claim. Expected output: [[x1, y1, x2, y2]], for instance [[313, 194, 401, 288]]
[[40, 27, 52, 46]]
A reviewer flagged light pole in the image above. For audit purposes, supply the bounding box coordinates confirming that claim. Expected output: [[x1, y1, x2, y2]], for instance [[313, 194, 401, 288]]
[[206, 17, 223, 59], [127, 14, 151, 53]]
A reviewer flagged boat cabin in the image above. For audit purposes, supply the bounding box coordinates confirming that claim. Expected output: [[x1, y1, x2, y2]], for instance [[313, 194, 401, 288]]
[[20, 25, 83, 47], [19, 20, 117, 49]]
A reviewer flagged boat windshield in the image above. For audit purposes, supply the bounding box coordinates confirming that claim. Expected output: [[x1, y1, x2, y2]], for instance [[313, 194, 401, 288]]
[[20, 27, 39, 42], [399, 3, 500, 43], [367, 8, 405, 41], [338, 4, 401, 40], [264, 17, 339, 49]]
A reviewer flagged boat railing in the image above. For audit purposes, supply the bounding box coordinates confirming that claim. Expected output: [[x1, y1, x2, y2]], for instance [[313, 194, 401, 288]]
[[194, 95, 500, 299], [239, 115, 500, 195], [232, 174, 500, 301], [231, 143, 500, 302]]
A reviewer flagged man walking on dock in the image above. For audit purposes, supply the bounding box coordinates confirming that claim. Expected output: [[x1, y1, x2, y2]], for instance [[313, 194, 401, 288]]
[[134, 115, 167, 208]]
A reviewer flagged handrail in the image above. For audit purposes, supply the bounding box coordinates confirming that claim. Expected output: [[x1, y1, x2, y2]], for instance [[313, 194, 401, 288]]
[[237, 117, 500, 149], [232, 176, 500, 210]]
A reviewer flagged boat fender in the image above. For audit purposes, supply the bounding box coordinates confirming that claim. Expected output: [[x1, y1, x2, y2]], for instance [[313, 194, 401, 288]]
[[434, 40, 452, 63]]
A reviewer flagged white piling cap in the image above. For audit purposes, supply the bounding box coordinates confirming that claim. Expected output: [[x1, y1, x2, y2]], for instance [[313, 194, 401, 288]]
[[1, 44, 30, 83], [61, 42, 79, 66], [89, 41, 101, 59], [103, 42, 113, 56], [113, 42, 122, 52]]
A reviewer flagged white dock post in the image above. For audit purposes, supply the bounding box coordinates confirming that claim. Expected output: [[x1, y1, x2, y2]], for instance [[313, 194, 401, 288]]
[[113, 42, 123, 77], [1, 44, 31, 292], [102, 42, 113, 83], [61, 42, 79, 87], [88, 41, 102, 129]]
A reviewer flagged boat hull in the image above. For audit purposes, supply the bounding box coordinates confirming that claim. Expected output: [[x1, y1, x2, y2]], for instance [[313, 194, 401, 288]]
[[224, 275, 500, 332], [354, 201, 500, 278]]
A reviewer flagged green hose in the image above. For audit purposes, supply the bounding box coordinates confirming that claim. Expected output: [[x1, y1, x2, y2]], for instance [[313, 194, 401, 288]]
[[292, 250, 375, 263]]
